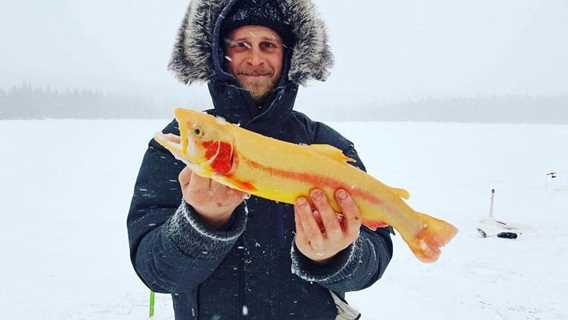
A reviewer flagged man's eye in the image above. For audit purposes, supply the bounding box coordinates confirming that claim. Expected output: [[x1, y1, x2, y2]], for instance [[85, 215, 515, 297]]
[[231, 41, 250, 49], [261, 42, 277, 49]]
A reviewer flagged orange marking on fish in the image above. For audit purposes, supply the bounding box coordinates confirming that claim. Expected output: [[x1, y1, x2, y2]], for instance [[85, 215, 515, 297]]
[[201, 141, 256, 192], [202, 140, 233, 175], [243, 157, 386, 206], [227, 174, 257, 192]]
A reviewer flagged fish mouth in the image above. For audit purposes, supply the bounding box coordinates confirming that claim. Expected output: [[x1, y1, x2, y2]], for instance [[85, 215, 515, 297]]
[[153, 132, 186, 162], [154, 132, 216, 167]]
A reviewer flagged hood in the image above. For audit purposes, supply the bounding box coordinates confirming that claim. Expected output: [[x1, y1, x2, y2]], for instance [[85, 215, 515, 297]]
[[168, 0, 334, 86]]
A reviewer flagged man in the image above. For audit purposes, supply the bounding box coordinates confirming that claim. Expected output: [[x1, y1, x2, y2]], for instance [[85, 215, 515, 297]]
[[127, 1, 393, 319]]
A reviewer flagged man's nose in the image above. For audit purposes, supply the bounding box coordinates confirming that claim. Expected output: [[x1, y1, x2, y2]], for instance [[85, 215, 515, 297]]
[[246, 47, 264, 66]]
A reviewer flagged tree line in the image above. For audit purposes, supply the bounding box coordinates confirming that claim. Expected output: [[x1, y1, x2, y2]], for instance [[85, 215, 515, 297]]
[[2, 83, 567, 123], [0, 83, 167, 119], [311, 95, 568, 124]]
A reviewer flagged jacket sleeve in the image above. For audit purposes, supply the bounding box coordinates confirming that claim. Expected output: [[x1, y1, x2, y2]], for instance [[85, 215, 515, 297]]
[[290, 122, 394, 293], [127, 119, 247, 294]]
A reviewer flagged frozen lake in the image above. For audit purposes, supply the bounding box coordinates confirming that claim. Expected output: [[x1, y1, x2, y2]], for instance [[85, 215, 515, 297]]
[[1, 119, 567, 319]]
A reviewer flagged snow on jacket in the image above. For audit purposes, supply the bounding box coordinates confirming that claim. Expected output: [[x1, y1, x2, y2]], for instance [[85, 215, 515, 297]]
[[127, 0, 393, 319]]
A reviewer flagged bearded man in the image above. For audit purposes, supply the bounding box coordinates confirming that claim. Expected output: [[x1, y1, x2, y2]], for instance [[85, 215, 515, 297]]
[[127, 1, 394, 319]]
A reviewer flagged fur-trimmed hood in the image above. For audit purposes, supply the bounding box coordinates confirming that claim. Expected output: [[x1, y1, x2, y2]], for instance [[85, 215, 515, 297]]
[[168, 0, 334, 86]]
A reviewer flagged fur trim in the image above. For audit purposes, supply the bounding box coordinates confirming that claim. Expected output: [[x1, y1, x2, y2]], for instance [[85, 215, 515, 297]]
[[168, 0, 333, 85]]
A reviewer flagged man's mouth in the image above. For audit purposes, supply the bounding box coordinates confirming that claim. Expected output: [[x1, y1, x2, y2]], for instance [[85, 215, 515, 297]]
[[238, 73, 272, 77]]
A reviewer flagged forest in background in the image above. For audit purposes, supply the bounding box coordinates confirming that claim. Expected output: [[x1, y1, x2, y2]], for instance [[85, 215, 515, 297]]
[[1, 83, 567, 123]]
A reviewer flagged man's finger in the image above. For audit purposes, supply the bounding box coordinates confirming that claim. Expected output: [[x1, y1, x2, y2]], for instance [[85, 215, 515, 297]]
[[178, 166, 192, 187], [210, 179, 224, 194], [310, 189, 341, 239], [212, 182, 243, 205], [335, 189, 362, 236], [294, 206, 308, 246], [312, 210, 325, 233], [296, 197, 324, 246], [225, 185, 245, 202], [188, 171, 210, 192]]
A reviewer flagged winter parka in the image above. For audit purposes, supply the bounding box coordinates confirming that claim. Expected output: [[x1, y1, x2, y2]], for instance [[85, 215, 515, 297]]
[[127, 0, 394, 319]]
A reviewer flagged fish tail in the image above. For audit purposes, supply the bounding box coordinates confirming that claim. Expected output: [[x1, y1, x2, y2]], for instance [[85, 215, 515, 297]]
[[410, 212, 458, 263]]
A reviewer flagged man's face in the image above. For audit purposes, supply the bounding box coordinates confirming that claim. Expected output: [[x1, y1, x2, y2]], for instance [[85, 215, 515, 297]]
[[225, 25, 284, 104]]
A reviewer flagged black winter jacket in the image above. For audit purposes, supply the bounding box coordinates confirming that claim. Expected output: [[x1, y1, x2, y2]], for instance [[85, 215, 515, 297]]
[[127, 79, 393, 319], [127, 0, 393, 319]]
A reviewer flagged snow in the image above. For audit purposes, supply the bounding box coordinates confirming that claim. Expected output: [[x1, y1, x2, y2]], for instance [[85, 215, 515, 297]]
[[1, 119, 567, 319], [215, 116, 227, 125]]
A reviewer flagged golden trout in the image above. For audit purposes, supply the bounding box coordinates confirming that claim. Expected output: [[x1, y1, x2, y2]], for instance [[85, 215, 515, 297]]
[[154, 108, 458, 263]]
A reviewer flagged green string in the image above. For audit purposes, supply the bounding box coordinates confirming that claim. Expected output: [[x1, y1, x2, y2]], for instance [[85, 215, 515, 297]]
[[149, 290, 155, 319]]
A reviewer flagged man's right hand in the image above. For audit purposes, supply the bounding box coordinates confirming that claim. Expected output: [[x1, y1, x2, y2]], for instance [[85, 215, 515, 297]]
[[178, 166, 247, 229]]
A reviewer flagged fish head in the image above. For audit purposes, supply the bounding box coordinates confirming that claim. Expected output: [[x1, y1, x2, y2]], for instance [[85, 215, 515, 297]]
[[154, 108, 237, 176]]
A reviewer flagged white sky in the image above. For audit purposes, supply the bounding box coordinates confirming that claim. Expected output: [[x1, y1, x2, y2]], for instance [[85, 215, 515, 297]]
[[1, 0, 567, 102]]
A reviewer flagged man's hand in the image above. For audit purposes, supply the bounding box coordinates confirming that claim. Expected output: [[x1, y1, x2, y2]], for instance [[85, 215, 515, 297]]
[[179, 166, 247, 229], [294, 188, 362, 264]]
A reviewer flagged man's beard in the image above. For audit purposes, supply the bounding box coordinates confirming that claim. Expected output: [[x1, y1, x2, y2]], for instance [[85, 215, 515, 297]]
[[241, 77, 277, 103], [236, 68, 279, 105]]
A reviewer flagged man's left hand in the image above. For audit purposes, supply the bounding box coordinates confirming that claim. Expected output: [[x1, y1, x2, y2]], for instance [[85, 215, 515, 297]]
[[294, 188, 362, 264]]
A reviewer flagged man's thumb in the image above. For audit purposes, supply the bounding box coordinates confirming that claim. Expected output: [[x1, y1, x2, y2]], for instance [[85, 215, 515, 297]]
[[178, 166, 192, 186]]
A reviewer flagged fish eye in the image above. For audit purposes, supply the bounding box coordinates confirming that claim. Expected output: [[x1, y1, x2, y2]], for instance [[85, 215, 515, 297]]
[[192, 127, 204, 137]]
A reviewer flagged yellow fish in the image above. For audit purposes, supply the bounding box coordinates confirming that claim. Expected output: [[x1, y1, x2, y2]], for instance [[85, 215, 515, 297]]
[[154, 108, 458, 263]]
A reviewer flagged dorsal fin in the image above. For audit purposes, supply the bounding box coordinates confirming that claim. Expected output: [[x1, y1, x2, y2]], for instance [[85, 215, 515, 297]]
[[305, 144, 355, 164], [390, 187, 410, 200]]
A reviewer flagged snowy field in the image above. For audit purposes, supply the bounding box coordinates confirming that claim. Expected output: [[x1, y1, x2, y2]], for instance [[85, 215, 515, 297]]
[[1, 118, 567, 320]]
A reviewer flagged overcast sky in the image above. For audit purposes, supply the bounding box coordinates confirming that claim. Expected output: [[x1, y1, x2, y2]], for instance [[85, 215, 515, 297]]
[[1, 0, 567, 105]]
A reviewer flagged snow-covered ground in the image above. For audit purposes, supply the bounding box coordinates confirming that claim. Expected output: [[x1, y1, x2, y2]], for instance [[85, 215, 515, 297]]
[[1, 119, 567, 319]]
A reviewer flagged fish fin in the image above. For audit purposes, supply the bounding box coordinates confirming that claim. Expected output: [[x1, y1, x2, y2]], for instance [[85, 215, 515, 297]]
[[410, 212, 458, 263], [362, 219, 390, 231], [305, 144, 355, 164], [390, 187, 410, 200]]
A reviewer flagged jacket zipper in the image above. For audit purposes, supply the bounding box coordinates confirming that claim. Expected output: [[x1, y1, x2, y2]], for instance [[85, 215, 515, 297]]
[[238, 237, 246, 319]]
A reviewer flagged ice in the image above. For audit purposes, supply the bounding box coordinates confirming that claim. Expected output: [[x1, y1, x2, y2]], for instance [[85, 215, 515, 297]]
[[1, 119, 567, 319]]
